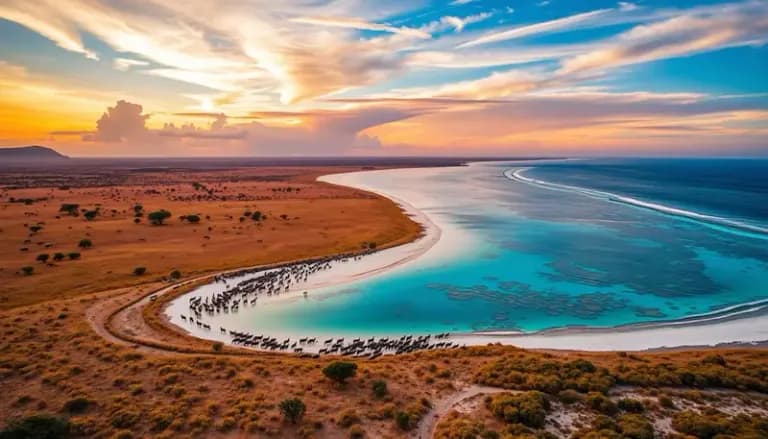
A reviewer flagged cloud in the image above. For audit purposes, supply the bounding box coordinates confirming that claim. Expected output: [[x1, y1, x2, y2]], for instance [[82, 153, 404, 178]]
[[62, 100, 422, 155], [457, 9, 611, 48], [113, 58, 149, 71], [87, 100, 150, 142], [559, 2, 768, 75], [0, 1, 98, 60], [440, 13, 492, 32], [290, 16, 430, 39]]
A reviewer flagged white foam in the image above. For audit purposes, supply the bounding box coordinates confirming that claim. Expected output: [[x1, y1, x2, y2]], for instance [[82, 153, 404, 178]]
[[506, 168, 768, 239]]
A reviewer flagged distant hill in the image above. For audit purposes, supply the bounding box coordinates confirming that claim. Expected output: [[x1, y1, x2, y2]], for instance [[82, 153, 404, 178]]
[[0, 145, 69, 162]]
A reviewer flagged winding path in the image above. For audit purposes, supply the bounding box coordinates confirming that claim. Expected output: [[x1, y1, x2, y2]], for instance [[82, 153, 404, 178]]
[[415, 385, 508, 439]]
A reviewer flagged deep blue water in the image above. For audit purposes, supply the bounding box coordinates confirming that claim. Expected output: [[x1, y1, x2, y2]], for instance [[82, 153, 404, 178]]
[[180, 159, 768, 337]]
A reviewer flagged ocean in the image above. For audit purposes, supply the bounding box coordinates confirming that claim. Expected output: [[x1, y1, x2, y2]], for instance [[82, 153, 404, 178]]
[[169, 159, 768, 340]]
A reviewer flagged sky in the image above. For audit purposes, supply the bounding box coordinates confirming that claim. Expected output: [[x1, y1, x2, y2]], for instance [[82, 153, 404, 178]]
[[0, 0, 767, 157]]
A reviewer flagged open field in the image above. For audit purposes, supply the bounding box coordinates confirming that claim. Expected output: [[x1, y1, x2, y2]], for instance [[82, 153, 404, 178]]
[[0, 164, 422, 308], [1, 162, 767, 439]]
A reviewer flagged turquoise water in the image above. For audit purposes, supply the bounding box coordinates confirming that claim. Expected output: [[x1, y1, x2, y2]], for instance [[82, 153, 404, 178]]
[[207, 160, 768, 337]]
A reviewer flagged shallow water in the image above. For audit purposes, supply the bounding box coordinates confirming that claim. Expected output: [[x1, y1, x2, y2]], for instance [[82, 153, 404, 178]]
[[169, 159, 768, 339]]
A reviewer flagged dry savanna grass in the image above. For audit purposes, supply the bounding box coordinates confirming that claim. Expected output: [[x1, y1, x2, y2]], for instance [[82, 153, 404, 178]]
[[0, 166, 420, 308]]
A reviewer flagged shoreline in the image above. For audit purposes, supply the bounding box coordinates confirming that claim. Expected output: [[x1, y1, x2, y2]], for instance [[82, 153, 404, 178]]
[[162, 165, 768, 353]]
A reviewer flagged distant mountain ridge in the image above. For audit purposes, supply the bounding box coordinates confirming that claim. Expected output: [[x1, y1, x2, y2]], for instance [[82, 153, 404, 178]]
[[0, 145, 69, 161]]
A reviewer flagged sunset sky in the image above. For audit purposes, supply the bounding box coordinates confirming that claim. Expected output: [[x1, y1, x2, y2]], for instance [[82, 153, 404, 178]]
[[1, 0, 767, 157]]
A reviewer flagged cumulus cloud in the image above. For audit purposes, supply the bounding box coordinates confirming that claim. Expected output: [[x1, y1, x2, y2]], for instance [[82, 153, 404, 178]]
[[88, 100, 150, 142], [69, 100, 421, 155]]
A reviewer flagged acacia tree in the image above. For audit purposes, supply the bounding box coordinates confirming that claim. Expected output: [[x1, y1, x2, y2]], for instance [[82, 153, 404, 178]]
[[148, 210, 172, 225]]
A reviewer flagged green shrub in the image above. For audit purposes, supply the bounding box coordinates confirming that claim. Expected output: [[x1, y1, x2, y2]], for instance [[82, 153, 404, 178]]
[[279, 398, 306, 424], [372, 380, 388, 398], [323, 361, 357, 385], [63, 397, 91, 414], [617, 398, 645, 413], [78, 239, 92, 248], [586, 392, 618, 415], [617, 414, 654, 439], [486, 391, 550, 429]]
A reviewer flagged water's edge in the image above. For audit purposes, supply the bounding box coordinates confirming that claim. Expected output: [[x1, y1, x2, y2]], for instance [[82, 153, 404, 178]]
[[165, 165, 768, 351]]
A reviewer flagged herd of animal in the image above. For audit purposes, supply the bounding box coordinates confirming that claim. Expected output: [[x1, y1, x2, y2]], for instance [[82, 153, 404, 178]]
[[176, 251, 463, 357]]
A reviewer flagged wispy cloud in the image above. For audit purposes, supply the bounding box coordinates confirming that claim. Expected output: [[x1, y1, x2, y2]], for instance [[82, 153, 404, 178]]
[[290, 16, 430, 39], [457, 9, 612, 48]]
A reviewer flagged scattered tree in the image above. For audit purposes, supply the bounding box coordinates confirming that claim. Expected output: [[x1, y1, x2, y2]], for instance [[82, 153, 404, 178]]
[[323, 361, 357, 385], [148, 210, 172, 225], [78, 239, 92, 249], [133, 267, 147, 276], [279, 398, 306, 425], [181, 214, 201, 224], [21, 266, 34, 276], [83, 209, 99, 221], [170, 270, 181, 280], [251, 211, 263, 221], [59, 204, 79, 216], [36, 254, 50, 264], [53, 252, 65, 262], [29, 225, 43, 233], [67, 252, 81, 260]]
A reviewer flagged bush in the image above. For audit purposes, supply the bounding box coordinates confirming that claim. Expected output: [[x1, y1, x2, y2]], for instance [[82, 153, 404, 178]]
[[337, 409, 360, 428], [558, 389, 584, 405], [372, 380, 388, 398], [63, 397, 91, 414], [617, 398, 645, 413], [586, 392, 618, 415], [170, 270, 181, 280], [182, 214, 201, 223], [21, 266, 34, 276], [36, 254, 49, 263], [617, 414, 654, 439], [53, 252, 65, 261], [486, 391, 550, 429], [78, 239, 92, 249], [279, 398, 306, 424], [0, 414, 70, 439], [672, 410, 730, 439], [67, 252, 81, 260], [110, 410, 140, 429], [323, 361, 357, 385], [148, 210, 172, 225], [59, 204, 79, 216], [212, 342, 223, 352], [133, 267, 147, 276], [395, 411, 417, 431]]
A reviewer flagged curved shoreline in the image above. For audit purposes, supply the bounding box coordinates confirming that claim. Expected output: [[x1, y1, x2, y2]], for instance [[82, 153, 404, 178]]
[[159, 165, 768, 353]]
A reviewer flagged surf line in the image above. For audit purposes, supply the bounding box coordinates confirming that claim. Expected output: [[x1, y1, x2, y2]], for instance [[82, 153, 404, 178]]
[[505, 167, 768, 240]]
